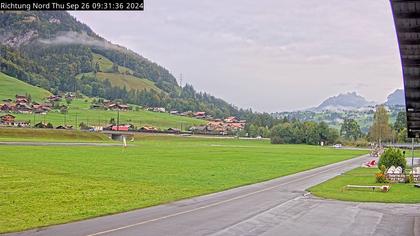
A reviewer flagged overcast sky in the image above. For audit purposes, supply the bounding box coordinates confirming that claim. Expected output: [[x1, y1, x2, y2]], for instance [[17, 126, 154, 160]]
[[70, 0, 403, 112]]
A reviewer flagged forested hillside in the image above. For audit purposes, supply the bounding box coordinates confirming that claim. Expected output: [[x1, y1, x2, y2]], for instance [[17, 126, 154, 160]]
[[0, 11, 238, 118]]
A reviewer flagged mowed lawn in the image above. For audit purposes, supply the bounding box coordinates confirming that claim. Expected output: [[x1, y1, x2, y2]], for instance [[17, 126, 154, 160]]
[[309, 168, 420, 203], [0, 136, 366, 233]]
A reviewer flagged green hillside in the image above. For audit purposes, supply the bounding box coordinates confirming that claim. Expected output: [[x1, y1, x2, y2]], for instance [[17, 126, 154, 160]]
[[0, 12, 242, 119], [78, 72, 162, 93], [92, 53, 133, 74], [0, 72, 51, 102]]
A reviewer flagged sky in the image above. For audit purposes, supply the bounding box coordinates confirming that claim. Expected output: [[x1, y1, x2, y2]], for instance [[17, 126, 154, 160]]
[[70, 0, 403, 112]]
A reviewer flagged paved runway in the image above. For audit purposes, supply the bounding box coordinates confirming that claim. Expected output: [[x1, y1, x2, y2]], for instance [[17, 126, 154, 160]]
[[0, 142, 121, 146], [6, 154, 420, 236]]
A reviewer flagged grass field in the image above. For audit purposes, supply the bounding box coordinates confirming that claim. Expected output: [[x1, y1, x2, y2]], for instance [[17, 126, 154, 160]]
[[0, 72, 51, 102], [0, 127, 110, 142], [94, 72, 162, 92], [2, 98, 206, 130], [81, 53, 162, 93], [92, 53, 133, 74], [0, 136, 366, 233], [309, 168, 420, 203]]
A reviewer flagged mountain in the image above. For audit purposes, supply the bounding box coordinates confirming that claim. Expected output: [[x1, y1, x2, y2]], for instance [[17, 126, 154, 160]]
[[385, 89, 405, 106], [0, 12, 239, 118], [314, 92, 376, 111]]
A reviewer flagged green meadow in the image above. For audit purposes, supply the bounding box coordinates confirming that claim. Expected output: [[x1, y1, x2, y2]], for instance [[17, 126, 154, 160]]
[[0, 72, 51, 101], [0, 135, 366, 233], [309, 167, 420, 203]]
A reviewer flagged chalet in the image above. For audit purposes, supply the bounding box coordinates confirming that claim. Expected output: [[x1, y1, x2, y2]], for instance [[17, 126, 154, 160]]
[[102, 102, 129, 111], [189, 126, 210, 134], [180, 111, 193, 117], [170, 110, 179, 115], [64, 92, 76, 99], [167, 128, 181, 133], [47, 95, 61, 102], [0, 103, 14, 112], [33, 104, 51, 114], [139, 126, 158, 132], [15, 95, 29, 104], [15, 95, 28, 100], [117, 104, 129, 111], [224, 116, 239, 123], [194, 112, 206, 119], [227, 122, 245, 130], [153, 107, 166, 113], [1, 114, 15, 125], [16, 103, 32, 113]]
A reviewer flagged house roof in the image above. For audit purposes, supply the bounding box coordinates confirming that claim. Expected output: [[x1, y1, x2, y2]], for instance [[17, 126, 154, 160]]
[[391, 0, 420, 137], [1, 114, 15, 118]]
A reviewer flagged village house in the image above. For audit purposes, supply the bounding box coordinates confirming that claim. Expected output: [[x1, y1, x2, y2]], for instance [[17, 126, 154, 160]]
[[180, 111, 193, 117], [139, 125, 159, 132], [15, 95, 29, 102], [0, 114, 30, 127], [224, 116, 239, 123], [153, 107, 166, 113], [193, 112, 206, 119], [170, 110, 179, 115], [15, 103, 32, 113], [167, 128, 181, 133], [1, 114, 15, 125], [47, 95, 61, 102], [0, 103, 15, 112]]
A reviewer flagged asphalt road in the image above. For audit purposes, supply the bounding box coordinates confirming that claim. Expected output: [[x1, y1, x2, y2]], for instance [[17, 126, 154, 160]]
[[0, 142, 122, 146], [6, 154, 420, 236]]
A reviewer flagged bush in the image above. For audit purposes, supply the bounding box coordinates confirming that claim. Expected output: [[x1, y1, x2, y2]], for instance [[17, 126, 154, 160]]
[[270, 136, 283, 144], [406, 174, 414, 184], [375, 173, 387, 183], [378, 148, 407, 171]]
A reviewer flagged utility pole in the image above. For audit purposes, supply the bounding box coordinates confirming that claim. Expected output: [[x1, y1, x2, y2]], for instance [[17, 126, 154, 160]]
[[75, 113, 78, 130], [412, 138, 415, 168]]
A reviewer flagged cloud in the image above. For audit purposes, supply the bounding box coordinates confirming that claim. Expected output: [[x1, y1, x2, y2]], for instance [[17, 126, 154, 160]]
[[70, 0, 403, 112]]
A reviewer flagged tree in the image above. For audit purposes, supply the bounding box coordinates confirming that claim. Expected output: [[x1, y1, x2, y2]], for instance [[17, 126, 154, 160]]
[[394, 111, 407, 132], [340, 118, 362, 141], [270, 123, 294, 144], [378, 148, 407, 171], [109, 118, 116, 125], [368, 105, 393, 144]]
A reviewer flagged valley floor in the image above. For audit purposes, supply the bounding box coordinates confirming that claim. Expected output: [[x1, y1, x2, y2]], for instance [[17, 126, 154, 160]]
[[0, 133, 366, 233]]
